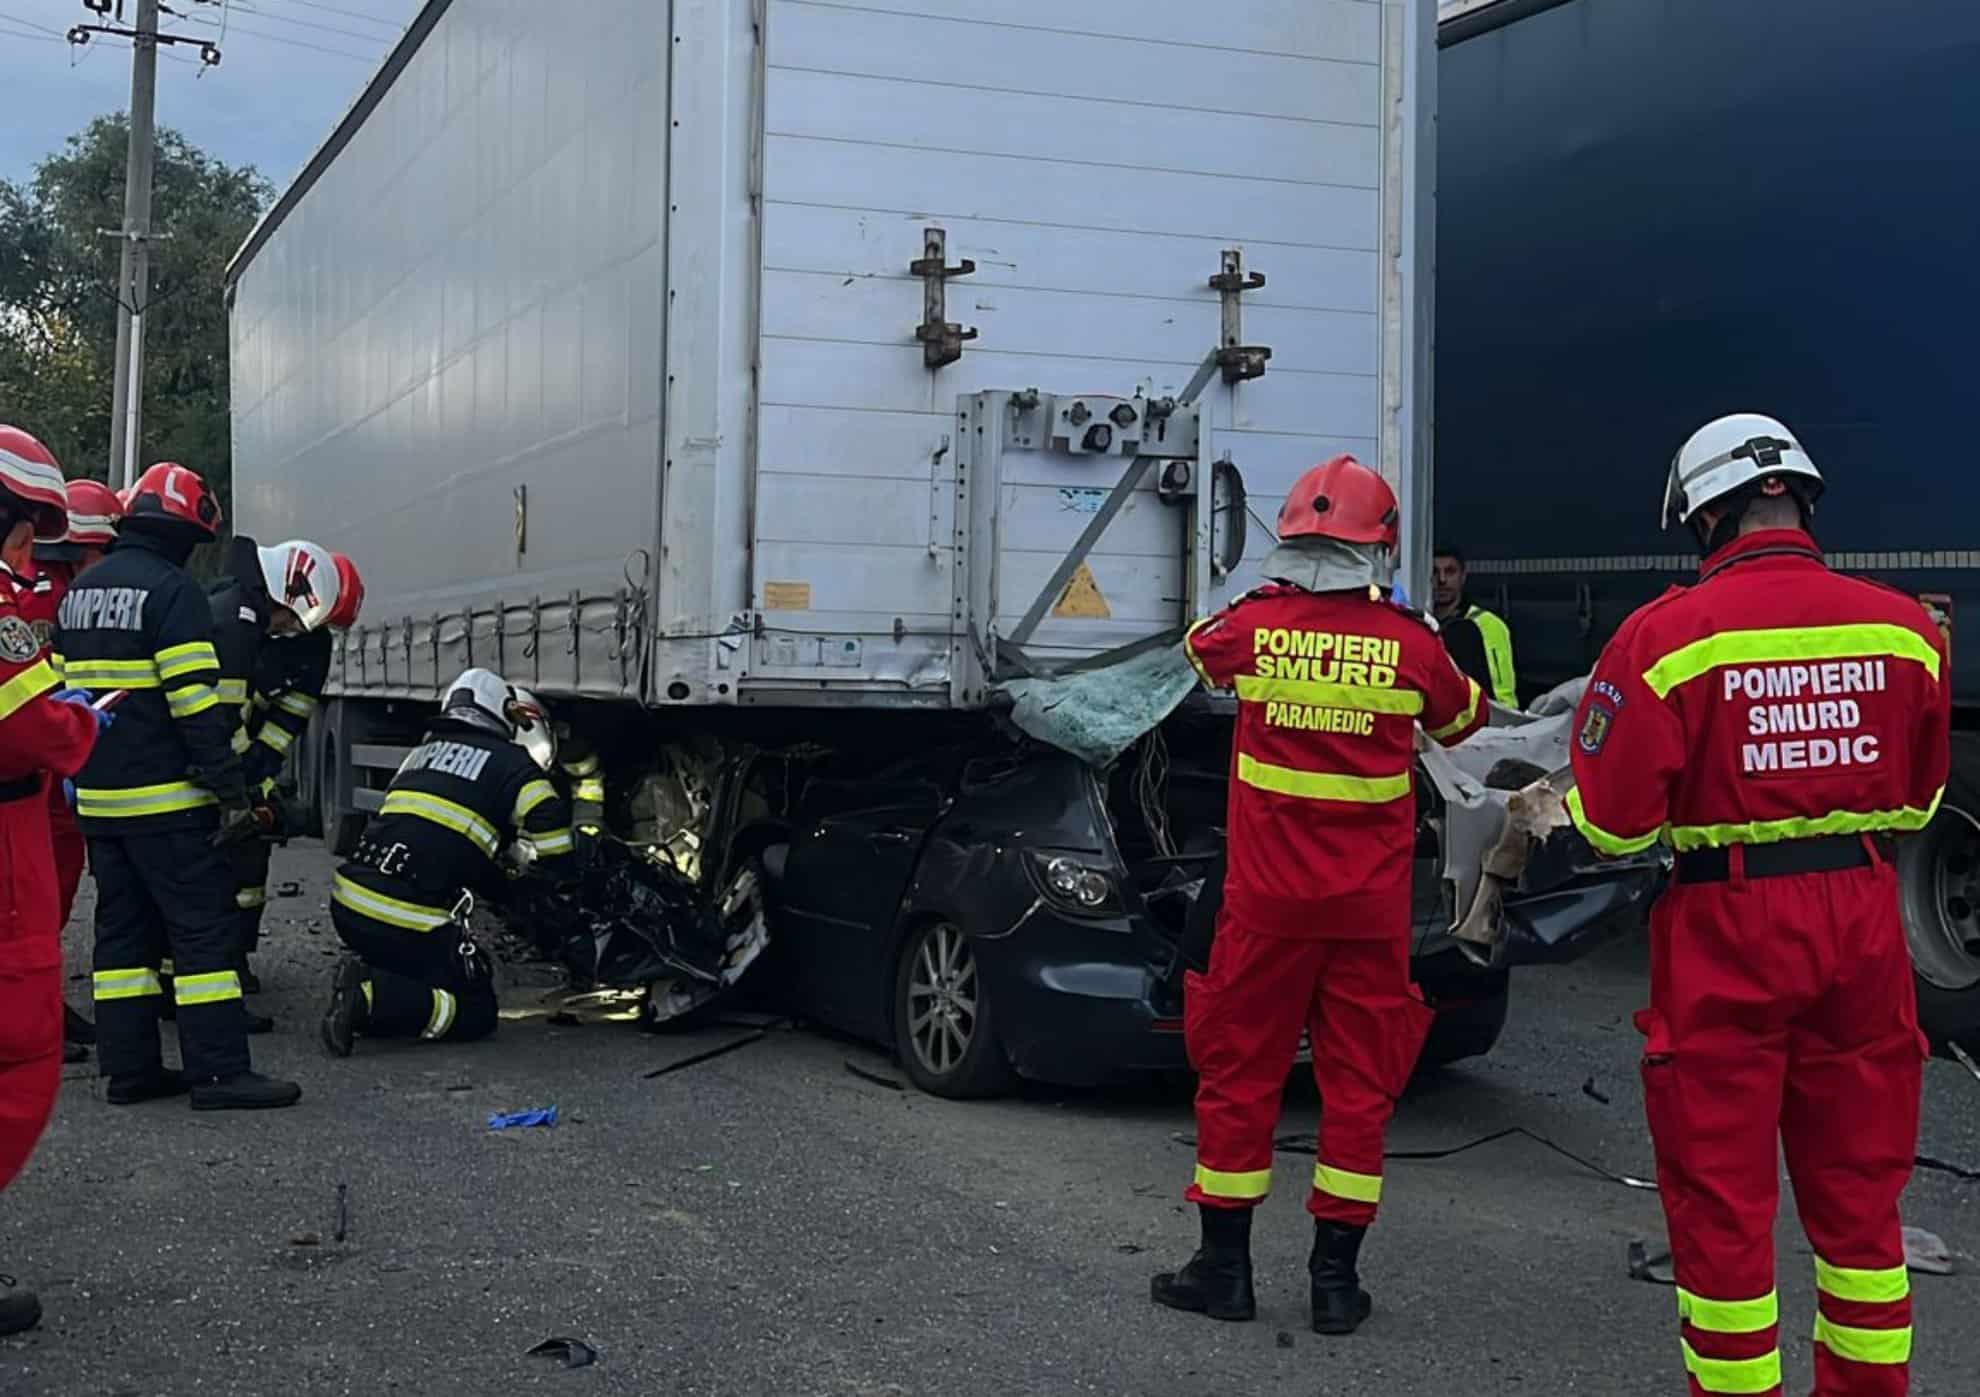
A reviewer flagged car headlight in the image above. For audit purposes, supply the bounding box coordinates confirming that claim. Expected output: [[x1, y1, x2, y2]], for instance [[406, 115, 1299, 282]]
[[1025, 851, 1123, 918]]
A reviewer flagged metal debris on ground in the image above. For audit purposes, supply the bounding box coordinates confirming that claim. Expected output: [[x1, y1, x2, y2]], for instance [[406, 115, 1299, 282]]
[[1627, 1239, 1675, 1285], [844, 1061, 906, 1092], [275, 881, 303, 898], [289, 1231, 323, 1248], [335, 1183, 350, 1244], [1581, 1076, 1612, 1105], [643, 1030, 767, 1080], [488, 1106, 560, 1130], [527, 1337, 599, 1369], [1903, 1226, 1956, 1277]]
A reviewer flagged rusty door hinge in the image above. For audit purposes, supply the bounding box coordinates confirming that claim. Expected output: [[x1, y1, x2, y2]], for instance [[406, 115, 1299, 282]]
[[911, 226, 977, 369], [1208, 248, 1271, 384]]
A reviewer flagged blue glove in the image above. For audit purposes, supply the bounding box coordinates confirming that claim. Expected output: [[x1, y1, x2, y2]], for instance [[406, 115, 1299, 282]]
[[1390, 579, 1410, 608], [62, 779, 75, 809], [53, 688, 114, 732]]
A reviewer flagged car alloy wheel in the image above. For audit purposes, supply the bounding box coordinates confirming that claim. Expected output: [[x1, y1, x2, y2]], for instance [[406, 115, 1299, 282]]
[[906, 921, 977, 1078]]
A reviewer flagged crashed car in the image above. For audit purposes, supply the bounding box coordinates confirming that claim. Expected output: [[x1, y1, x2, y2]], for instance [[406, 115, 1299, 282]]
[[498, 680, 1663, 1099]]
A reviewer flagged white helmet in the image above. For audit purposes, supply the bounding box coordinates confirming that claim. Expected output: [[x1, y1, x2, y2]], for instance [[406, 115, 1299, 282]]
[[439, 667, 517, 738], [257, 539, 344, 631], [509, 685, 557, 771], [1662, 413, 1824, 531]]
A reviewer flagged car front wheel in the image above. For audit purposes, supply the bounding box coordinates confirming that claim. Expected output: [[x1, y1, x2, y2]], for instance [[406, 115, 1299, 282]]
[[892, 919, 1015, 1099]]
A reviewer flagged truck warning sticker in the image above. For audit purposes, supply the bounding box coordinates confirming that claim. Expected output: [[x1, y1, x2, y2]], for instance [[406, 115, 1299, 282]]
[[1052, 563, 1111, 620], [761, 581, 812, 612]]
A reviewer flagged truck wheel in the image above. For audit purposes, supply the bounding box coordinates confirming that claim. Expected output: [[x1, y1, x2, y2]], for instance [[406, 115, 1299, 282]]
[[892, 919, 1014, 1099], [1414, 955, 1511, 1067], [1899, 751, 1980, 1054], [317, 728, 365, 857]]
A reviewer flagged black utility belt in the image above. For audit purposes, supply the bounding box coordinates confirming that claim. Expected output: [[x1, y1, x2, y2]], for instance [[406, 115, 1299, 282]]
[[1674, 832, 1896, 885], [0, 774, 42, 803]]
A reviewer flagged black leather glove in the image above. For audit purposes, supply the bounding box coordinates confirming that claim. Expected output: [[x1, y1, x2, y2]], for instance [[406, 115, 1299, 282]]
[[211, 800, 275, 848]]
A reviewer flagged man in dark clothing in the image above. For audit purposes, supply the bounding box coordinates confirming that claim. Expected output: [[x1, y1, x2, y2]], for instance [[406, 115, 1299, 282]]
[[55, 462, 300, 1112], [320, 668, 576, 1055], [1432, 544, 1518, 709]]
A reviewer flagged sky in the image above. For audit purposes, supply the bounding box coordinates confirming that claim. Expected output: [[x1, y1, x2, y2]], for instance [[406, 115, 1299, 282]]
[[0, 0, 426, 193]]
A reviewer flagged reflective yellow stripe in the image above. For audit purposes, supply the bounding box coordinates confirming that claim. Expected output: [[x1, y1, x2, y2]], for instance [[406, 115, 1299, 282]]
[[1313, 1163, 1383, 1204], [58, 658, 160, 689], [256, 724, 297, 754], [154, 641, 219, 682], [0, 659, 59, 720], [1566, 786, 1665, 856], [217, 678, 250, 706], [93, 968, 163, 1001], [1681, 1340, 1782, 1394], [275, 692, 318, 718], [1182, 618, 1220, 688], [1235, 753, 1410, 804], [251, 692, 270, 711], [166, 683, 220, 718], [76, 781, 219, 818], [1668, 793, 1944, 851], [1814, 1316, 1912, 1366], [379, 790, 499, 856], [1233, 674, 1425, 715], [1470, 607, 1519, 708], [527, 829, 575, 857], [235, 886, 268, 911], [1425, 677, 1482, 742], [1192, 1164, 1272, 1200], [1814, 1258, 1909, 1305], [563, 755, 601, 777], [514, 779, 558, 821], [1642, 623, 1942, 699], [231, 726, 253, 754], [422, 989, 458, 1040], [175, 970, 243, 1006], [1678, 1288, 1779, 1335], [332, 873, 454, 932], [573, 778, 606, 803]]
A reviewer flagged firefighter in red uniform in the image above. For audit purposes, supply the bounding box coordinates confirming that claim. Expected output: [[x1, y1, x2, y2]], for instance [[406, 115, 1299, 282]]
[[0, 425, 103, 1336], [22, 478, 124, 1056], [1153, 456, 1486, 1335], [1569, 414, 1949, 1397]]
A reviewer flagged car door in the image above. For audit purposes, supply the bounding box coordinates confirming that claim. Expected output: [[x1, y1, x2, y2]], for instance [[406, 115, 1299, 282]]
[[773, 772, 951, 1040]]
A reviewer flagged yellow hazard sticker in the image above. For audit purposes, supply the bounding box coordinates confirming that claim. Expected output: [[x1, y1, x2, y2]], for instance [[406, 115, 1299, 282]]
[[761, 581, 812, 612], [1052, 563, 1112, 620]]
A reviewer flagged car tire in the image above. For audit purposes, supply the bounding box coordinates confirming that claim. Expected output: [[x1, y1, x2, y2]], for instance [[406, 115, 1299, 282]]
[[1416, 960, 1511, 1068], [1900, 740, 1980, 1056], [892, 919, 1015, 1099]]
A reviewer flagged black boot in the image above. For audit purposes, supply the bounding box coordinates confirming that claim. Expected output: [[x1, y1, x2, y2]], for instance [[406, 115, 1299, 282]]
[[62, 1041, 87, 1066], [189, 1072, 302, 1111], [105, 1068, 188, 1106], [0, 1275, 41, 1337], [1309, 1220, 1374, 1335], [1151, 1205, 1257, 1322], [63, 1003, 96, 1046], [237, 956, 262, 996], [319, 957, 366, 1059], [243, 1008, 275, 1036]]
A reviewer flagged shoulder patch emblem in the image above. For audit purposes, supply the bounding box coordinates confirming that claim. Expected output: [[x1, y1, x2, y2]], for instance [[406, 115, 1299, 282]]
[[1578, 680, 1626, 756], [29, 619, 55, 650], [0, 615, 40, 663]]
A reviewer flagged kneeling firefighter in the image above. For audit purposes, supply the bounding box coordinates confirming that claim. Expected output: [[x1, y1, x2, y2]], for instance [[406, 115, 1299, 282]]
[[321, 669, 575, 1054], [1155, 455, 1486, 1334]]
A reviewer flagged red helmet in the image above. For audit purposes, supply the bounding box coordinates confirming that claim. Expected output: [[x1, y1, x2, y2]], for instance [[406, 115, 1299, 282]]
[[0, 425, 71, 542], [62, 478, 124, 547], [126, 461, 223, 538], [327, 552, 365, 629], [1275, 455, 1400, 551]]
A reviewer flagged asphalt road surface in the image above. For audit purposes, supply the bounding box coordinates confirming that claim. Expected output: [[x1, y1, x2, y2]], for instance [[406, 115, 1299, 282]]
[[6, 842, 1978, 1396]]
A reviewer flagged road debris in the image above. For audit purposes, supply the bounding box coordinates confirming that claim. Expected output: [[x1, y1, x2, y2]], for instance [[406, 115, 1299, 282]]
[[289, 1231, 322, 1248], [275, 881, 304, 898], [335, 1183, 350, 1244], [1904, 1226, 1956, 1276], [1627, 1239, 1674, 1285], [1276, 1331, 1296, 1349], [527, 1337, 599, 1369], [1949, 1040, 1980, 1085], [1581, 1077, 1612, 1105], [643, 1030, 767, 1080], [488, 1107, 560, 1129], [844, 1061, 905, 1091]]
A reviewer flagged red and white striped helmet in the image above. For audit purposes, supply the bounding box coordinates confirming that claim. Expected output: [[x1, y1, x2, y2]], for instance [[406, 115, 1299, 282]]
[[256, 539, 343, 632], [62, 478, 124, 547], [0, 425, 71, 542]]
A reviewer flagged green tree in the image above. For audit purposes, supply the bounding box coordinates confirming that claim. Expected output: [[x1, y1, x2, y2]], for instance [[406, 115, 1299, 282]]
[[0, 116, 269, 518]]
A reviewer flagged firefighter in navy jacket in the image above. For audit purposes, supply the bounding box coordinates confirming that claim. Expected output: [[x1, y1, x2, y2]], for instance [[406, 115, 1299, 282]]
[[320, 668, 575, 1055], [55, 462, 301, 1112]]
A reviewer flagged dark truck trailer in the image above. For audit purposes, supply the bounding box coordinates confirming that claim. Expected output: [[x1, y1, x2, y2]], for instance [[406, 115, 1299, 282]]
[[1435, 0, 1980, 1047]]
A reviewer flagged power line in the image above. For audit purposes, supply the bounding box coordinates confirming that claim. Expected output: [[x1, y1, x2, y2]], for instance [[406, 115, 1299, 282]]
[[0, 7, 66, 36], [189, 0, 395, 46], [202, 15, 380, 59], [253, 0, 404, 31]]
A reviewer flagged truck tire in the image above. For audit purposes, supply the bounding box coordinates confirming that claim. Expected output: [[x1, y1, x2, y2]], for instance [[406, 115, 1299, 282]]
[[317, 724, 365, 857], [1899, 742, 1980, 1055], [892, 918, 1015, 1099]]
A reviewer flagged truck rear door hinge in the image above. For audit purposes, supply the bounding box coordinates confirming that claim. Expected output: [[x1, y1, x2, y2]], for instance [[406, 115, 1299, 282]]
[[1208, 248, 1271, 384], [911, 226, 978, 369]]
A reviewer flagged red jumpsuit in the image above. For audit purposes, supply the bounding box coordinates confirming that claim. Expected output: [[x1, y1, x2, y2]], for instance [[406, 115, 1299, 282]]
[[15, 559, 87, 927], [0, 564, 98, 1191], [1570, 530, 1949, 1397], [1183, 584, 1485, 1224]]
